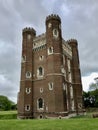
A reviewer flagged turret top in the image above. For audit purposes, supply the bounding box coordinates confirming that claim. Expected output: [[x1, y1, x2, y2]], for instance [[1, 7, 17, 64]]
[[22, 27, 36, 35], [66, 39, 78, 46], [46, 14, 61, 22]]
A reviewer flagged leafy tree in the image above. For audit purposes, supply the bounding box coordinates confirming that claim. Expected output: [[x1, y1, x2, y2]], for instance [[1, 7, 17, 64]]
[[89, 82, 98, 91], [89, 77, 98, 91], [0, 95, 16, 111], [83, 91, 93, 108]]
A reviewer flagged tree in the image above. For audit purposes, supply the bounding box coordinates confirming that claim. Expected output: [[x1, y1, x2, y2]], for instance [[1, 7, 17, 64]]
[[89, 82, 98, 91], [83, 91, 96, 108], [0, 95, 16, 111], [89, 77, 98, 91]]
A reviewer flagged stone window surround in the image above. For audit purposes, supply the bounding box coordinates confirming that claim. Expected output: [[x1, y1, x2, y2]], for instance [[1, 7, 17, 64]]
[[37, 98, 44, 110], [25, 104, 30, 111], [63, 83, 66, 91], [26, 71, 32, 78], [70, 85, 73, 99], [22, 55, 26, 63], [48, 46, 53, 55], [39, 55, 44, 61], [48, 82, 54, 90], [40, 88, 43, 93], [26, 88, 31, 94], [37, 66, 44, 78], [53, 28, 59, 38]]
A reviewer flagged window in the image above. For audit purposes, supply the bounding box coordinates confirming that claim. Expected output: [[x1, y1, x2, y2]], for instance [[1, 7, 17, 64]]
[[25, 105, 30, 111], [68, 72, 72, 82], [48, 47, 53, 55], [71, 100, 75, 111], [70, 85, 73, 99], [67, 58, 71, 71], [48, 82, 53, 90], [53, 29, 58, 38], [27, 34, 31, 40], [63, 83, 66, 91], [22, 55, 26, 63], [48, 23, 52, 28], [39, 67, 43, 75], [37, 67, 44, 78], [37, 98, 44, 110], [26, 71, 31, 78], [61, 66, 65, 74], [26, 88, 31, 94], [39, 56, 44, 61], [63, 55, 65, 65], [78, 103, 82, 109], [40, 88, 43, 93]]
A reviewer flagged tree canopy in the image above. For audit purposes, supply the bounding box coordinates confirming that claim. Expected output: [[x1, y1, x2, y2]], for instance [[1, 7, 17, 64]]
[[0, 95, 16, 111]]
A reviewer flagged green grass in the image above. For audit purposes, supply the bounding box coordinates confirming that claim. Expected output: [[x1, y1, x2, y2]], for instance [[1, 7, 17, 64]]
[[0, 118, 98, 130], [0, 111, 98, 130], [0, 111, 17, 119]]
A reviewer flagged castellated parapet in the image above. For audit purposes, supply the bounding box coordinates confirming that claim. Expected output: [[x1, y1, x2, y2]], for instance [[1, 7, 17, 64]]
[[22, 27, 36, 35], [46, 14, 61, 22], [17, 14, 84, 119], [66, 39, 78, 46]]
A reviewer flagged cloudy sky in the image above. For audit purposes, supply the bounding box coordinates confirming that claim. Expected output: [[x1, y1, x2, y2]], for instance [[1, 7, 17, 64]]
[[0, 0, 98, 103]]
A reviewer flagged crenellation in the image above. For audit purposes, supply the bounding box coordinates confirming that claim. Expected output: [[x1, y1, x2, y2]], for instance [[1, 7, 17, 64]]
[[33, 33, 46, 42], [66, 39, 77, 44], [23, 27, 36, 34], [33, 44, 46, 51], [46, 14, 61, 22], [62, 39, 72, 50]]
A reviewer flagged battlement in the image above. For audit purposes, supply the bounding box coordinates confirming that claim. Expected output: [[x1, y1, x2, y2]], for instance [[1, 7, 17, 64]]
[[66, 39, 77, 44], [22, 27, 36, 34], [33, 33, 46, 50], [46, 14, 61, 22], [33, 33, 46, 42], [66, 39, 78, 46]]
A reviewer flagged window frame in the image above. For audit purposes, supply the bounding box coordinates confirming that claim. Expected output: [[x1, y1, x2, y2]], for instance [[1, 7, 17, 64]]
[[26, 71, 32, 78], [48, 46, 53, 55], [48, 82, 54, 90], [37, 66, 44, 78], [25, 104, 30, 111], [26, 88, 31, 94], [37, 98, 44, 110]]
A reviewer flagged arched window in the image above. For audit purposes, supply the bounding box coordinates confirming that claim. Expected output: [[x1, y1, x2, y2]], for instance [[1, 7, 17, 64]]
[[22, 55, 26, 63], [39, 55, 44, 61], [40, 88, 43, 93], [37, 67, 44, 78], [26, 71, 31, 78], [48, 47, 53, 55], [53, 29, 58, 38], [26, 88, 31, 94], [37, 98, 44, 110], [39, 67, 43, 76]]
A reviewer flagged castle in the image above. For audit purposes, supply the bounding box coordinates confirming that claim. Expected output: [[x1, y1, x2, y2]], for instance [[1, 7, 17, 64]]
[[17, 14, 83, 119]]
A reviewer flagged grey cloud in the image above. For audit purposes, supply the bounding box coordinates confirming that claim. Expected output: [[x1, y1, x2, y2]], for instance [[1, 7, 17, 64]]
[[59, 0, 98, 76], [0, 0, 98, 102]]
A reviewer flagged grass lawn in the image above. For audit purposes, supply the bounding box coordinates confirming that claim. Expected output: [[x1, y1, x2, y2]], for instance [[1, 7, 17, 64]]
[[0, 111, 17, 119], [0, 118, 98, 130], [0, 111, 98, 130]]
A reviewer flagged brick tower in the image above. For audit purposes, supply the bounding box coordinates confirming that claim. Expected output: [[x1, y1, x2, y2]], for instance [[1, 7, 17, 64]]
[[17, 28, 36, 118], [17, 14, 83, 119]]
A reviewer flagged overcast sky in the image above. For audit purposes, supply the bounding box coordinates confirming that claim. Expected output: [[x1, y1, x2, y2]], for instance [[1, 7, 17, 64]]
[[0, 0, 98, 103]]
